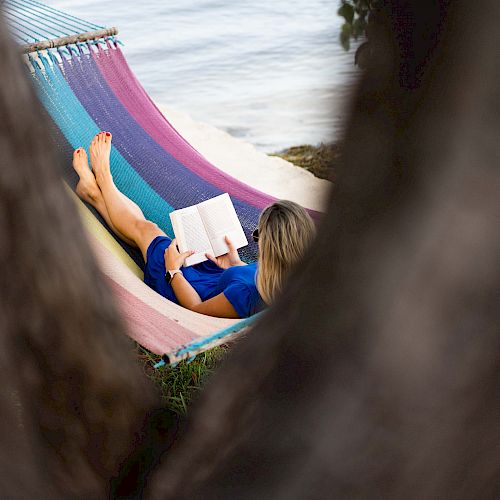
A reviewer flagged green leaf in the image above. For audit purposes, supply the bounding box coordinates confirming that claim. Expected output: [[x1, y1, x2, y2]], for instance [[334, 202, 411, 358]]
[[340, 23, 351, 51], [342, 23, 353, 36], [352, 16, 367, 38], [337, 3, 355, 25]]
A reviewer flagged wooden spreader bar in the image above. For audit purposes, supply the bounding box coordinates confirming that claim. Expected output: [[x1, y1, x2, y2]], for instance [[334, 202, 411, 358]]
[[21, 27, 119, 53]]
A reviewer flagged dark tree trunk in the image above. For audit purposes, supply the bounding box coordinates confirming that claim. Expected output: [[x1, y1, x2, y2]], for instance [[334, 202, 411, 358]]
[[147, 1, 500, 498], [0, 8, 157, 498], [0, 0, 499, 498]]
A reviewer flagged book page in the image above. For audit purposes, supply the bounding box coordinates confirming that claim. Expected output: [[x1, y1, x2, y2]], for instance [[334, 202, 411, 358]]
[[170, 207, 212, 267], [197, 193, 248, 257]]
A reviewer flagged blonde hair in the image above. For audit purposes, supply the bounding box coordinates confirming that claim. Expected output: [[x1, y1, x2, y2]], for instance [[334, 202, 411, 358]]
[[256, 200, 315, 304]]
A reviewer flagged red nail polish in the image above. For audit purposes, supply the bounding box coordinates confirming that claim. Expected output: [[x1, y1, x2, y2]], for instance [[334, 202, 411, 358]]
[[106, 132, 111, 137]]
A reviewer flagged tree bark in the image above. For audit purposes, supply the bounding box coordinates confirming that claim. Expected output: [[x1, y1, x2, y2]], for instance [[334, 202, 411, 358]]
[[147, 1, 500, 498]]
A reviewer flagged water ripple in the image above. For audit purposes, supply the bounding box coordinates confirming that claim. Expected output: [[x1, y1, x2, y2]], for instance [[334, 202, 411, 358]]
[[46, 0, 359, 151]]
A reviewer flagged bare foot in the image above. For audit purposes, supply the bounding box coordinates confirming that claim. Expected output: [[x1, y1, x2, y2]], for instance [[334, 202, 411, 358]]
[[89, 131, 113, 186], [72, 148, 102, 204]]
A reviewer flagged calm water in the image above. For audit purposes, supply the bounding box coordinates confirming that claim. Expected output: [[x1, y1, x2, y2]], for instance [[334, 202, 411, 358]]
[[45, 0, 359, 152]]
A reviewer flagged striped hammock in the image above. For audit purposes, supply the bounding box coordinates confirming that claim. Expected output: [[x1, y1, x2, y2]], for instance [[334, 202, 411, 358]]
[[5, 0, 318, 364]]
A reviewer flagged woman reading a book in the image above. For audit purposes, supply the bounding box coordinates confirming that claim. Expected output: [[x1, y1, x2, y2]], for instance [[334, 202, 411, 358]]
[[72, 132, 315, 318]]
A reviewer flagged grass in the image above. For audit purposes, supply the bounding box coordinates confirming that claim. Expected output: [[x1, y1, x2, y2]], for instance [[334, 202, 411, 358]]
[[137, 345, 228, 415], [134, 145, 334, 415]]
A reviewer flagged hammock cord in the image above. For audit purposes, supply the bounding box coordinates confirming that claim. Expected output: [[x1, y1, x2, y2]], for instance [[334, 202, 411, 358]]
[[4, 10, 47, 41], [4, 13, 39, 42], [4, 0, 103, 42], [11, 0, 102, 30], [8, 0, 84, 36], [4, 8, 63, 39]]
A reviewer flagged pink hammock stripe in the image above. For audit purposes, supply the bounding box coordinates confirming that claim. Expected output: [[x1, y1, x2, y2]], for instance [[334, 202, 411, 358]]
[[93, 44, 277, 211], [88, 229, 237, 354], [107, 277, 194, 354]]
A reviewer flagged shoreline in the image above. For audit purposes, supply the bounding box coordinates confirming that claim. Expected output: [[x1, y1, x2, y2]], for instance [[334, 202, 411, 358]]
[[272, 143, 339, 182], [158, 105, 333, 212]]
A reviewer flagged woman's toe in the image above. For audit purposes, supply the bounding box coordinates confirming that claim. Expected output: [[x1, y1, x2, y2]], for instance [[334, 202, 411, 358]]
[[73, 147, 85, 159]]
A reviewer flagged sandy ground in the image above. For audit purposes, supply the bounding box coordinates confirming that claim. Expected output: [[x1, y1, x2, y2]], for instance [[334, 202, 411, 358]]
[[159, 105, 332, 212]]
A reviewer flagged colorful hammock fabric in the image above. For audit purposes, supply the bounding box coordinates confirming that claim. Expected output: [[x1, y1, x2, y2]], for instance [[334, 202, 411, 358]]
[[4, 0, 318, 363]]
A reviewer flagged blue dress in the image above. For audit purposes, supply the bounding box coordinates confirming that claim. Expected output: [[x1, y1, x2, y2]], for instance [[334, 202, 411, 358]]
[[143, 236, 265, 318]]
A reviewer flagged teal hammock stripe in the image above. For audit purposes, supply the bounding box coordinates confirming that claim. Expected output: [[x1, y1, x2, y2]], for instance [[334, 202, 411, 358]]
[[32, 54, 175, 236], [4, 1, 274, 361]]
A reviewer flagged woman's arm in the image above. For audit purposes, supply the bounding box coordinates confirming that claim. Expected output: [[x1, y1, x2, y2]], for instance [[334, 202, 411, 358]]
[[165, 239, 240, 318], [170, 273, 239, 318]]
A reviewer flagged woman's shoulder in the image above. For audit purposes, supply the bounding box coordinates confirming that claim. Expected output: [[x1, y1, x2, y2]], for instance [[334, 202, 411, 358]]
[[222, 263, 258, 283], [214, 263, 257, 299], [219, 263, 263, 317]]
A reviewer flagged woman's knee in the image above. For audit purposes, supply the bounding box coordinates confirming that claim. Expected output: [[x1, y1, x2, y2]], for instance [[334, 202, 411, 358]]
[[135, 219, 156, 232], [134, 220, 165, 258], [134, 220, 161, 240]]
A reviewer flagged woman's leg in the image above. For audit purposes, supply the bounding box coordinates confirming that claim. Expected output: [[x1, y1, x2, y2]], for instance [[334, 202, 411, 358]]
[[89, 132, 165, 260], [73, 147, 137, 247]]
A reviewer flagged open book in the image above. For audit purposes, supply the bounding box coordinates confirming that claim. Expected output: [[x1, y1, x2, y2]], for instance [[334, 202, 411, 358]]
[[170, 193, 249, 267]]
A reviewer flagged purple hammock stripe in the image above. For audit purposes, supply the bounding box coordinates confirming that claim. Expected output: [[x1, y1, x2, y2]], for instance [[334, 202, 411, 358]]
[[61, 53, 222, 209], [93, 43, 321, 219], [61, 50, 261, 259], [93, 43, 275, 210]]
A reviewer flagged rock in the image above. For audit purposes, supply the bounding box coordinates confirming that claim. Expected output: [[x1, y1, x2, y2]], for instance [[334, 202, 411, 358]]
[[271, 143, 340, 181]]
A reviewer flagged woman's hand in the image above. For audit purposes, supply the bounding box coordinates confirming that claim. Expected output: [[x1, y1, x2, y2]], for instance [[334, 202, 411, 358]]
[[164, 239, 194, 270], [205, 236, 245, 269]]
